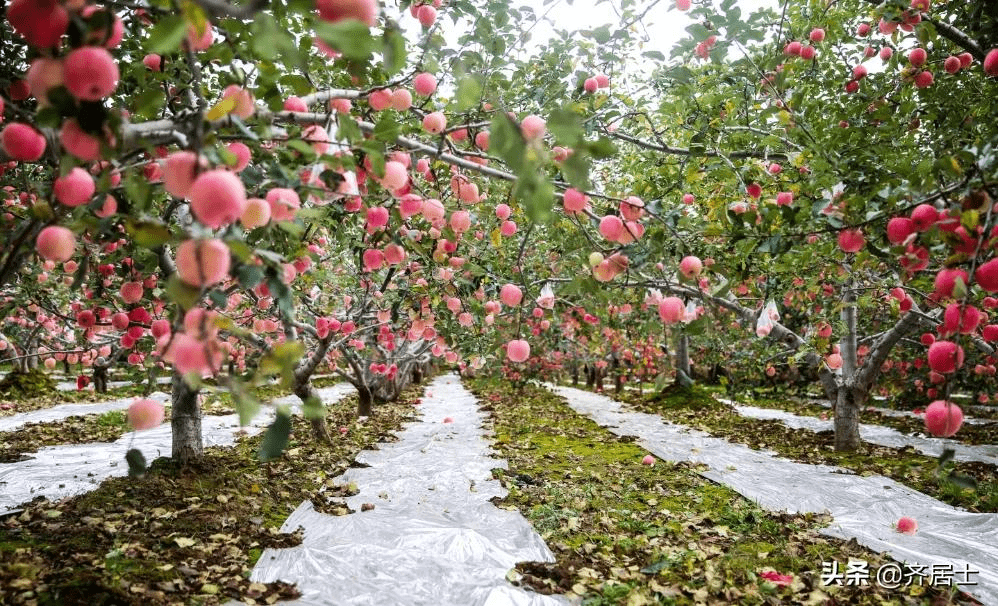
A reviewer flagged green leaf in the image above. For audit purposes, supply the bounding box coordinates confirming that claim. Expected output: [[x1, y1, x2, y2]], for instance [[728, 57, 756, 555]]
[[382, 27, 407, 76], [133, 88, 166, 121], [165, 274, 202, 310], [237, 264, 265, 289], [259, 341, 305, 381], [546, 106, 583, 144], [302, 394, 324, 419], [126, 448, 147, 477], [287, 139, 318, 161], [454, 76, 482, 112], [373, 112, 401, 143], [125, 219, 172, 248], [490, 113, 526, 173], [147, 15, 189, 54], [517, 174, 554, 224], [230, 380, 262, 426], [258, 408, 292, 462], [314, 20, 378, 61]]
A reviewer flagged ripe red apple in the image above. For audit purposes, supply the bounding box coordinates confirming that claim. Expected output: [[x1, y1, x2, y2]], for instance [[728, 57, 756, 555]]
[[64, 46, 119, 101], [838, 228, 865, 253], [506, 339, 530, 362], [886, 217, 915, 245], [36, 225, 76, 262], [54, 167, 96, 207], [189, 170, 247, 229], [924, 400, 963, 437], [175, 239, 230, 287], [975, 258, 998, 292], [927, 340, 964, 373], [413, 72, 437, 96], [658, 297, 684, 324], [910, 203, 938, 231], [2, 123, 47, 162], [983, 49, 998, 76]]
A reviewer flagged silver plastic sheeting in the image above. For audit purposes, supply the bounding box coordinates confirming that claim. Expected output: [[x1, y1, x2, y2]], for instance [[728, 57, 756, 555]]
[[0, 384, 354, 514], [546, 385, 998, 605], [0, 391, 170, 433], [718, 399, 998, 466], [54, 376, 173, 392], [249, 375, 568, 606], [826, 396, 995, 425]]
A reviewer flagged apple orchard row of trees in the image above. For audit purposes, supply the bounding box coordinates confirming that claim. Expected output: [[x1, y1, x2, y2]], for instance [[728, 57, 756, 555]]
[[0, 0, 996, 463]]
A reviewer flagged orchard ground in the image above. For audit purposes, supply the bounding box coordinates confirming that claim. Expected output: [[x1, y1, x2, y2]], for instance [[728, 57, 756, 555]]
[[0, 368, 993, 605]]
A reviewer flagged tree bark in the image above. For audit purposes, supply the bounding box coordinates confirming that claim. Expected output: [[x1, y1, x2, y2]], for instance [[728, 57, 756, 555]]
[[585, 364, 595, 389], [833, 386, 863, 451], [296, 381, 331, 443], [834, 284, 860, 451], [356, 383, 373, 417], [171, 373, 203, 465], [675, 333, 690, 384], [93, 365, 108, 393]]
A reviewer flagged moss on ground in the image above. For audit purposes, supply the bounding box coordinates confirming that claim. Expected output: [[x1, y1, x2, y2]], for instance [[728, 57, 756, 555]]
[[470, 378, 976, 605], [0, 382, 422, 605]]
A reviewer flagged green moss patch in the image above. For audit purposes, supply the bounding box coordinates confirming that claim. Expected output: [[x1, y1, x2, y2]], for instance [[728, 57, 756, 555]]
[[469, 378, 974, 605], [0, 385, 422, 605]]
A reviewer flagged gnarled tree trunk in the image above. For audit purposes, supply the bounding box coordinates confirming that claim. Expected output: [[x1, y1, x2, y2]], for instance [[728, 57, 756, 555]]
[[296, 380, 332, 443]]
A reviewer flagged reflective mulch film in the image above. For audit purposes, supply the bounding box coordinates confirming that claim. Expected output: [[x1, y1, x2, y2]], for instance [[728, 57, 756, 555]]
[[249, 375, 567, 606], [547, 385, 998, 605], [718, 399, 998, 466], [0, 391, 170, 433], [0, 384, 354, 514]]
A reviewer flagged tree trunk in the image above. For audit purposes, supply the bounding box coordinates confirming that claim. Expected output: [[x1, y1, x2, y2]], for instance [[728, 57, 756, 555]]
[[675, 333, 690, 385], [833, 386, 863, 451], [571, 366, 579, 386], [295, 380, 331, 443], [356, 383, 373, 417], [171, 373, 203, 465], [585, 364, 595, 389], [93, 366, 108, 393], [834, 284, 861, 452], [412, 366, 423, 384]]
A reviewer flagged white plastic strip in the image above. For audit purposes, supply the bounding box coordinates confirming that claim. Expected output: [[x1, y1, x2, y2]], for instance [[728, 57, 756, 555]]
[[0, 391, 170, 433], [831, 396, 995, 425], [249, 375, 567, 606], [0, 384, 354, 514], [54, 376, 173, 392], [717, 399, 998, 466], [546, 384, 998, 605]]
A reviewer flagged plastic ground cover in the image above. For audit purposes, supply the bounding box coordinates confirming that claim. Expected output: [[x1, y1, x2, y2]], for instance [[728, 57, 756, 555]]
[[547, 384, 998, 605], [0, 384, 354, 514], [834, 396, 995, 426], [247, 375, 568, 606], [0, 391, 170, 433], [54, 376, 173, 392], [716, 398, 998, 466]]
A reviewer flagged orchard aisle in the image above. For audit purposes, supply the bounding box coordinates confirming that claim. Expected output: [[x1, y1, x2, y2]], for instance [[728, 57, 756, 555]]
[[0, 390, 170, 432], [547, 384, 998, 605], [247, 374, 566, 606], [716, 398, 998, 466], [0, 384, 355, 514]]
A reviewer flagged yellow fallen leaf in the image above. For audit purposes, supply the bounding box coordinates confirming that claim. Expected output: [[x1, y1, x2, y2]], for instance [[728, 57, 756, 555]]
[[174, 537, 196, 548]]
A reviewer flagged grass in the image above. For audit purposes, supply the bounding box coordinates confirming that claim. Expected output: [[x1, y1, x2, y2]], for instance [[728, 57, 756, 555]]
[[469, 377, 978, 605]]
